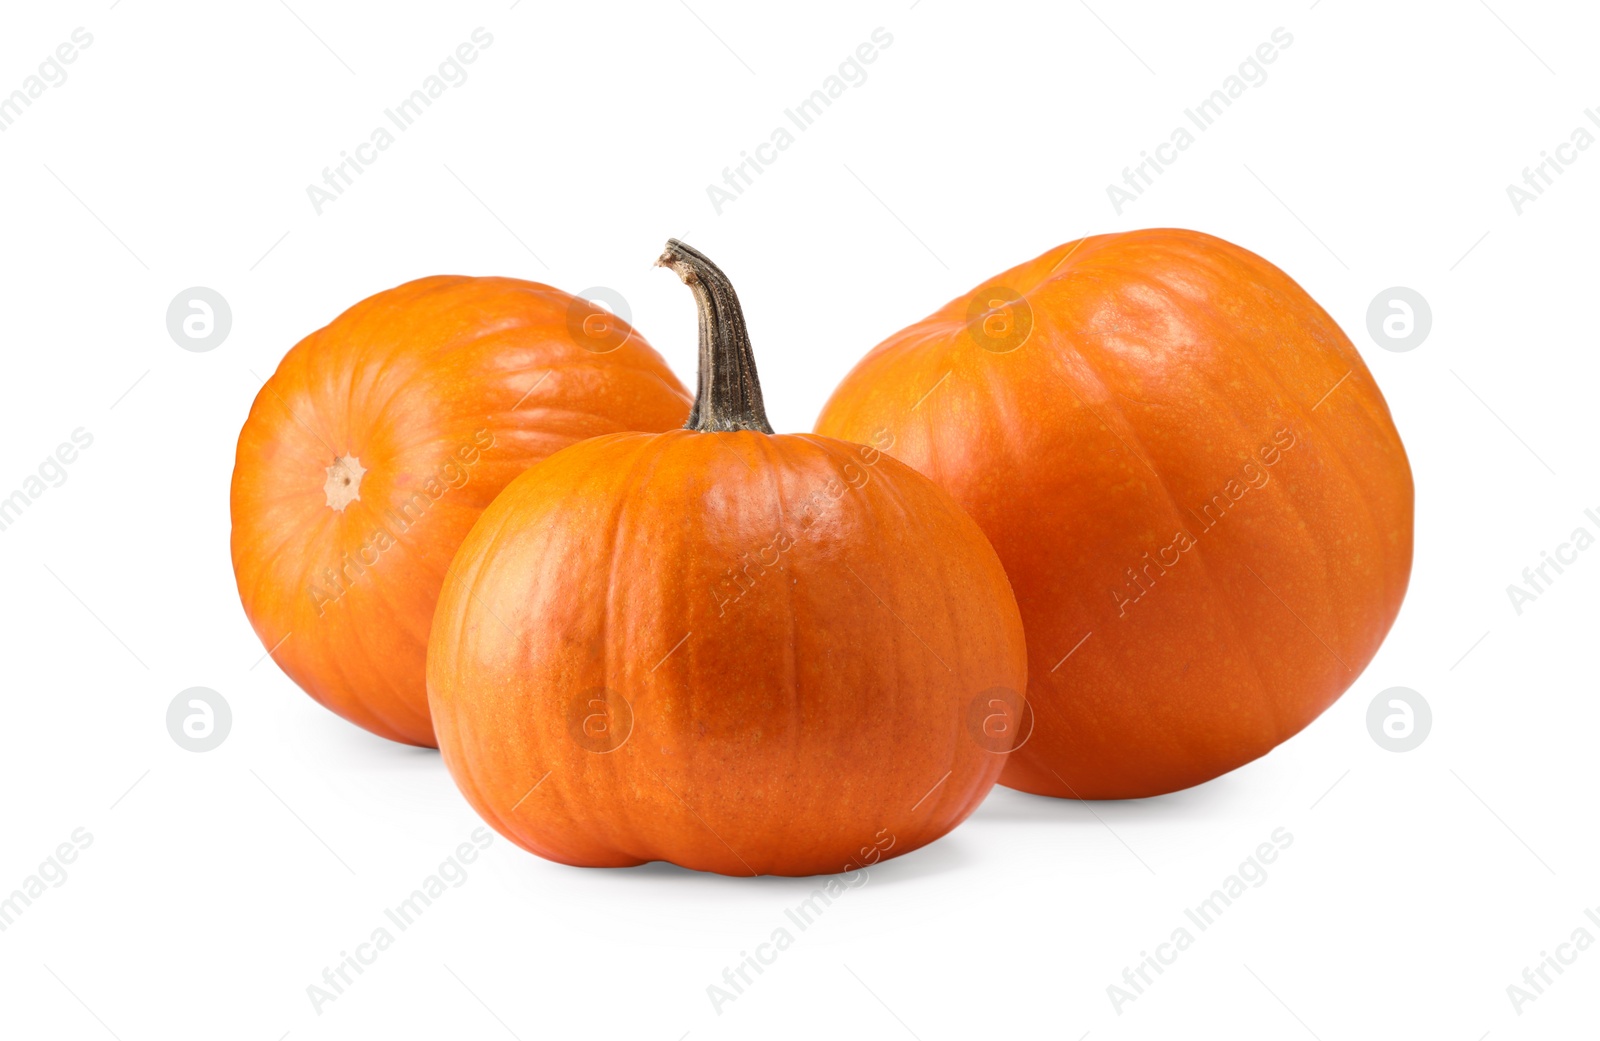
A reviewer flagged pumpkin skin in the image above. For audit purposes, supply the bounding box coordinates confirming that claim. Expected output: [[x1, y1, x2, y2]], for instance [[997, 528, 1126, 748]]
[[231, 276, 691, 747], [816, 228, 1413, 799], [426, 242, 1027, 875]]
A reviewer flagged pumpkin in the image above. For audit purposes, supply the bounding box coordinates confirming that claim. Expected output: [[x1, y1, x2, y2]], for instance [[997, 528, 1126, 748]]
[[816, 228, 1413, 799], [426, 241, 1027, 876], [231, 276, 691, 746]]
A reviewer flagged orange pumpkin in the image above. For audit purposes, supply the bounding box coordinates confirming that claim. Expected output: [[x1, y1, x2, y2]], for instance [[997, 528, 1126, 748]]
[[427, 241, 1027, 875], [816, 228, 1413, 799], [232, 276, 691, 746]]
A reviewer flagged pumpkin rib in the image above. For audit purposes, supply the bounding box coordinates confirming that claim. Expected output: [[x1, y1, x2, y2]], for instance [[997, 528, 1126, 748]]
[[1102, 474, 1277, 781], [360, 528, 453, 652], [601, 435, 670, 866], [1105, 243, 1372, 767], [1241, 290, 1402, 644], [241, 494, 326, 600], [1070, 236, 1382, 751], [1172, 250, 1393, 670], [1178, 379, 1329, 749], [357, 331, 511, 451], [1047, 305, 1281, 779], [893, 365, 1040, 786], [1205, 326, 1363, 674], [750, 432, 808, 779], [435, 502, 527, 845], [646, 434, 764, 876], [848, 438, 962, 716], [235, 465, 343, 674], [559, 434, 659, 867], [344, 603, 429, 740], [323, 503, 438, 739], [372, 354, 673, 460], [349, 279, 628, 452], [844, 435, 1010, 820]]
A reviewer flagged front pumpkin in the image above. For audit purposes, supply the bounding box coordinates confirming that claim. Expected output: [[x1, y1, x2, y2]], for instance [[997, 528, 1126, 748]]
[[231, 276, 691, 746], [427, 242, 1027, 875], [816, 228, 1414, 799]]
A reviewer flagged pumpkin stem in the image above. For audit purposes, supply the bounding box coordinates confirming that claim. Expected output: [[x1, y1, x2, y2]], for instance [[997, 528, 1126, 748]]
[[657, 239, 774, 434]]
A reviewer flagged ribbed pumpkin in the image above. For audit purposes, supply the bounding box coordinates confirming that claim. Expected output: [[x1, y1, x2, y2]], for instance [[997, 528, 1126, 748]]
[[232, 276, 691, 746], [816, 228, 1413, 799], [427, 242, 1027, 875]]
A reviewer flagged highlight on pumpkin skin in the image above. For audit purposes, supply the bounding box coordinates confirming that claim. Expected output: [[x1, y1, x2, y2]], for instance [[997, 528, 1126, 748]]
[[424, 241, 1029, 876], [230, 275, 693, 747], [816, 227, 1413, 800]]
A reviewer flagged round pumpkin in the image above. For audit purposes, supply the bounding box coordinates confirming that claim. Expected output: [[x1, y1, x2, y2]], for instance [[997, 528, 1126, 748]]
[[427, 241, 1027, 876], [232, 276, 691, 746], [816, 228, 1413, 799]]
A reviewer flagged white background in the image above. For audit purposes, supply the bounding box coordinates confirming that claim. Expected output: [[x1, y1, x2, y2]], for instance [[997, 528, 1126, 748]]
[[1, 0, 1595, 1038]]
